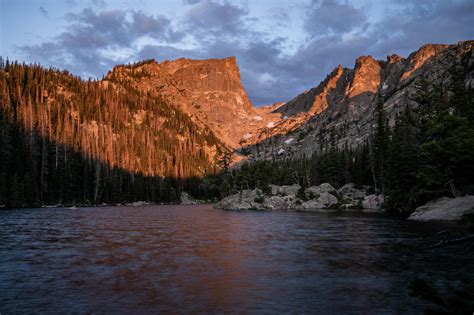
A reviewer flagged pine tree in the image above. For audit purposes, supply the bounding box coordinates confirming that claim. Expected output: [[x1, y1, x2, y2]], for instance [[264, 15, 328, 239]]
[[371, 95, 390, 195], [385, 108, 420, 211]]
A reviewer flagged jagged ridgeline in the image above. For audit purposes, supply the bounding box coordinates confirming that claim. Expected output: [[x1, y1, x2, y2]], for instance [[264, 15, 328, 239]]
[[0, 60, 226, 207]]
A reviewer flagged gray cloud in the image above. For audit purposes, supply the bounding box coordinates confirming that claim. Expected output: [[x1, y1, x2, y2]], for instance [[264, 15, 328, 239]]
[[367, 0, 474, 57], [185, 0, 248, 37], [305, 0, 367, 36], [39, 6, 49, 18], [137, 44, 203, 62], [18, 0, 474, 105], [91, 0, 105, 7], [183, 0, 203, 4], [20, 8, 183, 77]]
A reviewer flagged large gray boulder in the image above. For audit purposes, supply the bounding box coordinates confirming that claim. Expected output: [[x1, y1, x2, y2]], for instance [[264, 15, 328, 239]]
[[306, 183, 337, 196], [216, 188, 262, 210], [362, 194, 384, 211], [317, 192, 339, 208], [262, 196, 288, 210], [239, 188, 262, 199], [338, 183, 368, 201], [216, 197, 253, 210], [180, 192, 198, 205], [408, 196, 474, 221], [301, 199, 325, 210], [270, 184, 300, 196]]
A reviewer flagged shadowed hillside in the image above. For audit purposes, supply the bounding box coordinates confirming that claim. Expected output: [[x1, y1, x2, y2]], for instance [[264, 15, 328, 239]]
[[0, 61, 225, 207]]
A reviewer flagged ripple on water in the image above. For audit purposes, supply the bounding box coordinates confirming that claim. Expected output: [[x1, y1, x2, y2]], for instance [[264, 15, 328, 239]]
[[0, 205, 472, 313]]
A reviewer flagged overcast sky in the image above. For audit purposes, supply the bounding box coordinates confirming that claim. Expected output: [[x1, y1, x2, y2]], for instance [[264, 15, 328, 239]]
[[1, 0, 473, 105]]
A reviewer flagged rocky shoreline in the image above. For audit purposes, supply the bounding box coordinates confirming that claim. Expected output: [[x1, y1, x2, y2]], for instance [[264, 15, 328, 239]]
[[216, 184, 474, 222], [215, 183, 385, 212]]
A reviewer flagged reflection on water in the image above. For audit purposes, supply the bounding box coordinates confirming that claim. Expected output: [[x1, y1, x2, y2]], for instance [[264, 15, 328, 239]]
[[0, 205, 472, 313]]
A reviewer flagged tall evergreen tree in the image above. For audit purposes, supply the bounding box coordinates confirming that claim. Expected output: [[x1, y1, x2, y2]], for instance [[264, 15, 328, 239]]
[[385, 107, 420, 211], [371, 95, 390, 195]]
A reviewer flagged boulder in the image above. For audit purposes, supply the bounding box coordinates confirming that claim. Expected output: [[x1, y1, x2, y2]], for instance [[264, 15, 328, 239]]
[[216, 196, 261, 210], [306, 183, 337, 196], [215, 188, 262, 210], [262, 196, 287, 210], [180, 192, 198, 205], [239, 188, 262, 199], [270, 184, 300, 196], [301, 199, 325, 210], [269, 184, 280, 196], [317, 192, 339, 208], [338, 183, 368, 201], [362, 194, 384, 211], [408, 195, 474, 221]]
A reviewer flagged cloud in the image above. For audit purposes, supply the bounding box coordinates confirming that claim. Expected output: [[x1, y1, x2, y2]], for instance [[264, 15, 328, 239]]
[[17, 0, 474, 105], [185, 0, 249, 37], [305, 0, 367, 36], [39, 6, 49, 18], [183, 0, 203, 4], [19, 8, 183, 77], [137, 44, 203, 62], [91, 0, 105, 7], [367, 0, 474, 57]]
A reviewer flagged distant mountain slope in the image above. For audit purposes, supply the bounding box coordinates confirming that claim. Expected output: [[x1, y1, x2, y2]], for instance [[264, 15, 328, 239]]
[[106, 57, 282, 148], [243, 41, 473, 160], [0, 62, 225, 180]]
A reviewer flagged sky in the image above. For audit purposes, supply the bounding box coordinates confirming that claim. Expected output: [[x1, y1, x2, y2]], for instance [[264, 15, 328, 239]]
[[1, 0, 473, 105]]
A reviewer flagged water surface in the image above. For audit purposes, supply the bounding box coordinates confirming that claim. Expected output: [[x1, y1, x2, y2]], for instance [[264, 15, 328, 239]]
[[0, 205, 472, 313]]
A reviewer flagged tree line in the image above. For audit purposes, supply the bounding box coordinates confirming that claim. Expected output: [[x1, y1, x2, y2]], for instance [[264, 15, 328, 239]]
[[0, 59, 226, 207]]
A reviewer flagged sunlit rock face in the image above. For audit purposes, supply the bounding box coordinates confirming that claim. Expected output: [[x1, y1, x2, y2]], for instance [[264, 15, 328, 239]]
[[106, 57, 281, 149], [400, 44, 448, 81], [276, 65, 347, 117], [243, 41, 473, 161], [346, 56, 381, 98]]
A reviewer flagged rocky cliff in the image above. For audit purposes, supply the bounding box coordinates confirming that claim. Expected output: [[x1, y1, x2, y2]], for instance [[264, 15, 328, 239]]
[[103, 41, 472, 159], [243, 41, 473, 160], [106, 57, 281, 148]]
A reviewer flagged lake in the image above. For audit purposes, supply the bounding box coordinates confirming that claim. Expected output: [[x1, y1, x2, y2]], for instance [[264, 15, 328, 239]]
[[0, 205, 472, 313]]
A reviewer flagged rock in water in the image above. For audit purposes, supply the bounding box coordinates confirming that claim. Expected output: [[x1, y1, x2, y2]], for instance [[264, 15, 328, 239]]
[[408, 196, 474, 221], [317, 192, 339, 208], [362, 194, 385, 211], [180, 192, 198, 205]]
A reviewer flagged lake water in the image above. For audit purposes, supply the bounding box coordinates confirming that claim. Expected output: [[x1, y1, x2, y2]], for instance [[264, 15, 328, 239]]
[[0, 205, 472, 313]]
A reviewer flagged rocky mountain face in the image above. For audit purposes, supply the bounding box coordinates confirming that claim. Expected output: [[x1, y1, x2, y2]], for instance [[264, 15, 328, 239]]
[[102, 41, 472, 161], [243, 41, 474, 161], [106, 57, 281, 149]]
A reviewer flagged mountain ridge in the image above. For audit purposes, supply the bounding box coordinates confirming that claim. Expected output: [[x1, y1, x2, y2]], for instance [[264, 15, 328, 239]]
[[241, 40, 473, 160], [106, 56, 281, 149]]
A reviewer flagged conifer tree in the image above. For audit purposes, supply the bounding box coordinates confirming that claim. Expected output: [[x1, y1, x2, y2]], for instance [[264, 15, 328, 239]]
[[371, 95, 390, 195]]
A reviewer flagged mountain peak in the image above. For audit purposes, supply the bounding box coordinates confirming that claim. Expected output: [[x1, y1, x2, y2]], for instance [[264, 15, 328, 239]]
[[387, 54, 403, 64], [401, 44, 449, 80], [243, 41, 473, 161], [105, 56, 278, 148], [347, 55, 381, 98], [355, 55, 377, 65]]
